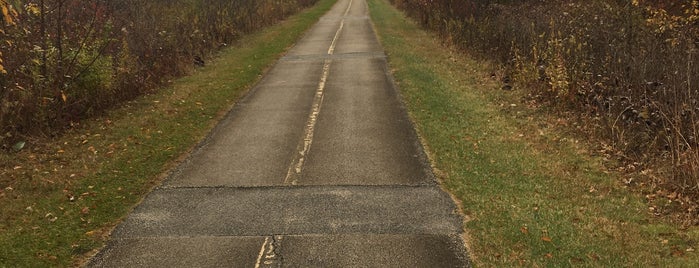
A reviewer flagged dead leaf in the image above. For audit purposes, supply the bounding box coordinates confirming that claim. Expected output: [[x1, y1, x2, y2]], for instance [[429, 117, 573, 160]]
[[545, 253, 553, 259], [520, 226, 529, 234], [45, 213, 57, 222], [12, 141, 25, 151], [541, 236, 552, 242], [80, 207, 90, 214], [668, 192, 678, 199]]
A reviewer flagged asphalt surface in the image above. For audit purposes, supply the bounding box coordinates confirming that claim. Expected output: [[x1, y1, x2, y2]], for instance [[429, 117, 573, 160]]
[[87, 0, 469, 267]]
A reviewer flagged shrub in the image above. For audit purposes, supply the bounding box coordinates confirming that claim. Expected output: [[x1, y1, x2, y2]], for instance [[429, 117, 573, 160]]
[[391, 0, 699, 198], [0, 0, 318, 142]]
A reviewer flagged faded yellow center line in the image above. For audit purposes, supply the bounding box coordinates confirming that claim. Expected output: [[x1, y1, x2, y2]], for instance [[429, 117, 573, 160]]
[[254, 237, 270, 268], [284, 0, 353, 185]]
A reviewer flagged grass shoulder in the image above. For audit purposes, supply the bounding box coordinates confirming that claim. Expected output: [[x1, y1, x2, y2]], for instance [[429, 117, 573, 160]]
[[368, 0, 699, 266], [0, 0, 337, 266]]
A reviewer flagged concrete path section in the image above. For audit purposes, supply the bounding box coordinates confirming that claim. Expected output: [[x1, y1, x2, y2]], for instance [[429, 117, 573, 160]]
[[87, 0, 470, 267]]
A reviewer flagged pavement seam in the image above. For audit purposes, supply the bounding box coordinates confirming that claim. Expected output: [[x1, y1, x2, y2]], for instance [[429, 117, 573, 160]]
[[279, 51, 386, 61], [157, 183, 437, 191]]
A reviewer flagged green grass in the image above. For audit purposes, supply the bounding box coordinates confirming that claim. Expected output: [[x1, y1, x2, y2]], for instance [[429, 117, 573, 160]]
[[368, 0, 699, 266], [0, 0, 337, 266]]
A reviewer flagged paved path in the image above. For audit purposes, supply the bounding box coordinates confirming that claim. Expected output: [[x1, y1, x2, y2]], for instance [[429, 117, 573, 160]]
[[88, 0, 469, 267]]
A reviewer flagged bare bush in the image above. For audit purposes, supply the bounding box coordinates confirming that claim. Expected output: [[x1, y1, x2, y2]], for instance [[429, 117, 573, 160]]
[[0, 0, 318, 143], [391, 0, 699, 197]]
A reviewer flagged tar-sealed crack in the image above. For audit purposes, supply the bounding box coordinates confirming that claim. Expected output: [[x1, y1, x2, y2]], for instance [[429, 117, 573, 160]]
[[282, 0, 353, 186]]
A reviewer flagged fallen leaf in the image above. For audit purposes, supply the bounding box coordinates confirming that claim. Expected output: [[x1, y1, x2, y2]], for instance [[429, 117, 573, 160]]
[[545, 253, 553, 259], [520, 226, 529, 234], [81, 207, 90, 214], [541, 236, 552, 242], [12, 141, 25, 151], [668, 192, 678, 199], [45, 213, 58, 222]]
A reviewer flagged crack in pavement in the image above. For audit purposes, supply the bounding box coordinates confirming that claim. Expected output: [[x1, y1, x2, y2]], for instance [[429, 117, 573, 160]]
[[283, 0, 354, 186]]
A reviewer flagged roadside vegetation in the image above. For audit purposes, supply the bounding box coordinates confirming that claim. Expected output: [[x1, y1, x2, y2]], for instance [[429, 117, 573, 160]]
[[387, 0, 699, 219], [0, 0, 336, 266], [369, 0, 699, 266], [0, 0, 317, 145]]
